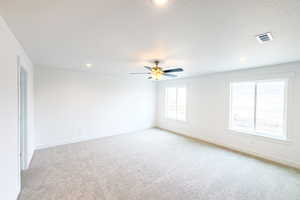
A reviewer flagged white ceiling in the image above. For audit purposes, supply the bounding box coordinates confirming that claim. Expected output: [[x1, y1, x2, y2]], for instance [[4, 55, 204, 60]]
[[1, 0, 300, 77]]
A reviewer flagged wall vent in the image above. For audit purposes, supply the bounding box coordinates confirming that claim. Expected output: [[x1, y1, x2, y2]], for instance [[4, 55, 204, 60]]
[[256, 32, 273, 43]]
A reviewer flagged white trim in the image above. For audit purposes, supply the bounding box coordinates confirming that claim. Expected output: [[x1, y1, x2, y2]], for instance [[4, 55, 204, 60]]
[[36, 136, 94, 150], [209, 138, 300, 169], [36, 127, 155, 150], [159, 128, 300, 170], [17, 55, 21, 196], [27, 152, 34, 167]]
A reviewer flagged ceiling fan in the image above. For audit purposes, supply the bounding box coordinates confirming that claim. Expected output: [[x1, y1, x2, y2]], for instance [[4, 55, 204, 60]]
[[130, 60, 184, 80]]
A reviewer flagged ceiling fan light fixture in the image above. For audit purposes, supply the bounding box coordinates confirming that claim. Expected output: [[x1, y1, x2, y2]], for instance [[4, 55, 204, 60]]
[[151, 68, 163, 80]]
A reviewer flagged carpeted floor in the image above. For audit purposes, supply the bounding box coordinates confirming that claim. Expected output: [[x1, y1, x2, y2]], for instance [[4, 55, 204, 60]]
[[20, 129, 300, 200]]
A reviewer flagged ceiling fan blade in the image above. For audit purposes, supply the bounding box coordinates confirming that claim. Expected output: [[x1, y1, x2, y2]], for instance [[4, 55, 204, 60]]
[[163, 73, 177, 77], [148, 77, 152, 79], [129, 72, 151, 74], [144, 66, 152, 71], [163, 68, 183, 73]]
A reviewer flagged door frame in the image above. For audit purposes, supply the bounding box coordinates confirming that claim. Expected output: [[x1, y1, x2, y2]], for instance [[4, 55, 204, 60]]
[[17, 56, 28, 189]]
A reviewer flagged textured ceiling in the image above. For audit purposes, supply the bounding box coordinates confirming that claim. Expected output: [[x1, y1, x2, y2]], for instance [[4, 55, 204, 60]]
[[1, 0, 300, 77]]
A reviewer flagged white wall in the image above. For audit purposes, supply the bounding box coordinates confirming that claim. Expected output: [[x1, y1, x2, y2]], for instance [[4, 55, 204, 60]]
[[157, 62, 300, 169], [0, 17, 35, 200], [35, 68, 156, 149]]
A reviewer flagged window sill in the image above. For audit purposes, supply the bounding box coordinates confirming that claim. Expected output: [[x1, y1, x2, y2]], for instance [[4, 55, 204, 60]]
[[164, 117, 188, 124], [227, 128, 291, 145]]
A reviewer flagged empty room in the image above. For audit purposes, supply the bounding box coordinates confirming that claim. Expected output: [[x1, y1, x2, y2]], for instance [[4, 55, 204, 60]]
[[1, 0, 300, 199]]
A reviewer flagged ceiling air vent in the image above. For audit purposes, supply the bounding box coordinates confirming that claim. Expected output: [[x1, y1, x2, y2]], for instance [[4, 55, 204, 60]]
[[256, 32, 273, 43]]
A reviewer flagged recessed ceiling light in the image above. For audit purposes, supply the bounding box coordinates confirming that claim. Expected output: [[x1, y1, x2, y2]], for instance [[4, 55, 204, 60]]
[[85, 63, 93, 68], [240, 57, 247, 63], [152, 0, 168, 7]]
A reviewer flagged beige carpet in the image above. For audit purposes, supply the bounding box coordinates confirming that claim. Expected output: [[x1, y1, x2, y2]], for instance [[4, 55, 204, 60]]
[[20, 129, 300, 200]]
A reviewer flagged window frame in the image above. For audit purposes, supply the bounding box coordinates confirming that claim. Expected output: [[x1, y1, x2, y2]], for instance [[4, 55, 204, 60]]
[[229, 78, 289, 141], [165, 86, 187, 122]]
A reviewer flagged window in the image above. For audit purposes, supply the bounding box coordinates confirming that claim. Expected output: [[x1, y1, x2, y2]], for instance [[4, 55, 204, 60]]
[[229, 80, 287, 140], [165, 87, 186, 121]]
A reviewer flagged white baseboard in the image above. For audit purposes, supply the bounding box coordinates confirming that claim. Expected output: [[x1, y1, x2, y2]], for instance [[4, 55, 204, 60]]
[[36, 127, 155, 150], [36, 136, 96, 150], [206, 136, 300, 169], [159, 128, 300, 170], [16, 188, 21, 200], [25, 152, 35, 169]]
